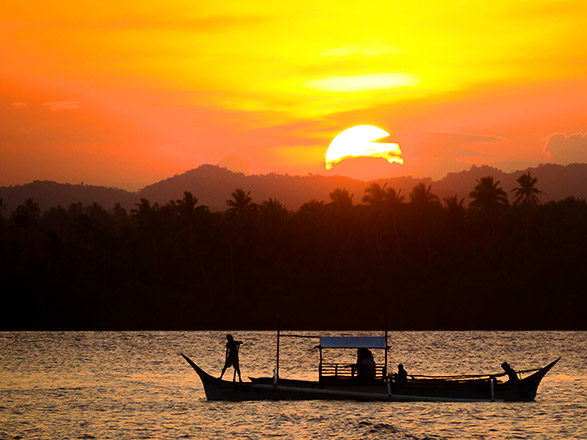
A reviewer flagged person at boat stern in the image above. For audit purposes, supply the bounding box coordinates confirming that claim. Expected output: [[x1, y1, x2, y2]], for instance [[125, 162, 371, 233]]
[[501, 362, 518, 382], [220, 334, 243, 382], [395, 364, 408, 383]]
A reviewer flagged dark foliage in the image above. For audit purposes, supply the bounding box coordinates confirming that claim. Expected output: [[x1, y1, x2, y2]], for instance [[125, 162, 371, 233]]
[[1, 180, 585, 330]]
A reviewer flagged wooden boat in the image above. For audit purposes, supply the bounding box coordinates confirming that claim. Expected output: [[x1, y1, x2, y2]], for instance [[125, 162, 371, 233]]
[[181, 333, 560, 402]]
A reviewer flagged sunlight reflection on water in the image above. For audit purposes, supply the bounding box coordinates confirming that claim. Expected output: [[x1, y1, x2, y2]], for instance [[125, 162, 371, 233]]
[[0, 331, 585, 439]]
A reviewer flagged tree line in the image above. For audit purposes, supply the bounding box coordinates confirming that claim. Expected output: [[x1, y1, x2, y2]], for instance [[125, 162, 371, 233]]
[[0, 173, 585, 330]]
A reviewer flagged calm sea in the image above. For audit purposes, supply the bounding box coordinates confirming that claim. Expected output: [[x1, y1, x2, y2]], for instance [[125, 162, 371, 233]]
[[0, 331, 585, 440]]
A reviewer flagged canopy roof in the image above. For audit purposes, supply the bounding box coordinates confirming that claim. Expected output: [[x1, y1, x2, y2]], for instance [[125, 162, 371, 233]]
[[319, 336, 387, 349]]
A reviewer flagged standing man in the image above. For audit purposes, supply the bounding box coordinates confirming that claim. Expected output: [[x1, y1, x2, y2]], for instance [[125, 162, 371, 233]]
[[220, 334, 243, 382]]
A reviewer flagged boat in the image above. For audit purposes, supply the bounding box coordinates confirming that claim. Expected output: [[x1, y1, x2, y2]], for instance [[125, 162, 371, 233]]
[[181, 332, 560, 402]]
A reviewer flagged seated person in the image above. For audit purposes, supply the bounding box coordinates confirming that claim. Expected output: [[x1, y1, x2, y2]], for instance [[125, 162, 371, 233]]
[[501, 362, 518, 382], [395, 363, 408, 383], [356, 348, 376, 381]]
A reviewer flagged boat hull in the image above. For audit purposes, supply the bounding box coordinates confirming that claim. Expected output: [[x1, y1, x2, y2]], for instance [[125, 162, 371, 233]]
[[181, 354, 559, 402]]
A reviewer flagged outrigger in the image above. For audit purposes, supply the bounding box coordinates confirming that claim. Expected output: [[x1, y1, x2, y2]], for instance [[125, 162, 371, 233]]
[[181, 331, 559, 402]]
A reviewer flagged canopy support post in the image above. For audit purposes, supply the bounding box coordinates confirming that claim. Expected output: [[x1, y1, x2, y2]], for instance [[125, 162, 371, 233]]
[[384, 330, 389, 378], [275, 328, 280, 381], [319, 346, 323, 382]]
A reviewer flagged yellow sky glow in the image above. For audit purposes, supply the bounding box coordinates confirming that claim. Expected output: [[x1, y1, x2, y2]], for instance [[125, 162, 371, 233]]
[[1, 0, 586, 186]]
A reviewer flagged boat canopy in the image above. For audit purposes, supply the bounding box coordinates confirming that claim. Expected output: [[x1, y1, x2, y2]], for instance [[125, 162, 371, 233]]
[[319, 336, 387, 349]]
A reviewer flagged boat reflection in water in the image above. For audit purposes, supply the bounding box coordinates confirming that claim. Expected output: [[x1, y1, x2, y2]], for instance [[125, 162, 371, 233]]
[[182, 332, 560, 402]]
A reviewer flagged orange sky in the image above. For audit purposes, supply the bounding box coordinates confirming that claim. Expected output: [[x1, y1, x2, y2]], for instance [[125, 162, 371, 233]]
[[1, 0, 586, 189]]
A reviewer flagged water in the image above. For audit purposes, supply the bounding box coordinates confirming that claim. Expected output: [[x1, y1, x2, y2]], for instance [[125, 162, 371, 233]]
[[0, 331, 585, 439]]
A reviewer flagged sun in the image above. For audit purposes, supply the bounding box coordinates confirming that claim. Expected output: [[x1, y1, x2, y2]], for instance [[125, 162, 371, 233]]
[[325, 125, 403, 170]]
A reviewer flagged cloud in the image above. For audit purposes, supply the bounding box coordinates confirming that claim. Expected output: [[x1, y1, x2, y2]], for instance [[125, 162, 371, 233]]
[[9, 102, 27, 108], [543, 133, 587, 163], [42, 100, 81, 111], [218, 152, 250, 175]]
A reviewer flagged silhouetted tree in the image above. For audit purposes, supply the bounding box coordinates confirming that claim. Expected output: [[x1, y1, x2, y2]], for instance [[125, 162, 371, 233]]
[[226, 188, 256, 218], [385, 187, 405, 209], [511, 172, 543, 247], [512, 172, 542, 208], [469, 176, 508, 236], [132, 198, 159, 228], [175, 191, 208, 246], [410, 183, 439, 210], [0, 198, 6, 229], [72, 213, 97, 249], [329, 188, 354, 219], [329, 188, 353, 208], [2, 181, 586, 331], [362, 183, 388, 262], [67, 201, 84, 219], [384, 187, 405, 257], [112, 203, 130, 228], [260, 198, 288, 224], [409, 183, 440, 260], [362, 183, 387, 210], [131, 198, 161, 278], [444, 194, 466, 222], [11, 198, 41, 241]]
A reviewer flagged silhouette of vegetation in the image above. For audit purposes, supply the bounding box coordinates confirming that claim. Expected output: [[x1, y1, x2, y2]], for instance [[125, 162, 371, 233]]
[[0, 176, 585, 330], [512, 172, 542, 208], [226, 188, 256, 218], [469, 176, 509, 237]]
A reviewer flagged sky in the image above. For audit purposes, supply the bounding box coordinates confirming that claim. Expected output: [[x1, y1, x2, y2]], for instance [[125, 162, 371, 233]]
[[1, 0, 586, 189]]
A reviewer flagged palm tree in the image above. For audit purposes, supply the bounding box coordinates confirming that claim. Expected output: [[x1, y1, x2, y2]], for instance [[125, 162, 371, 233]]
[[0, 198, 6, 228], [11, 198, 41, 241], [385, 187, 405, 210], [131, 198, 161, 278], [362, 183, 388, 262], [469, 176, 508, 236], [409, 183, 440, 260], [444, 194, 466, 222], [409, 183, 439, 210], [226, 188, 256, 217], [469, 176, 508, 211], [71, 213, 97, 251], [329, 188, 353, 211], [511, 172, 542, 208], [362, 183, 387, 209], [131, 198, 159, 228], [175, 191, 208, 245], [511, 172, 543, 246], [385, 187, 405, 257], [260, 198, 288, 223]]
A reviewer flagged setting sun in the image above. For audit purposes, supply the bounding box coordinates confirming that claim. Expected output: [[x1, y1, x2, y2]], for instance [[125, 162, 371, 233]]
[[325, 125, 403, 170]]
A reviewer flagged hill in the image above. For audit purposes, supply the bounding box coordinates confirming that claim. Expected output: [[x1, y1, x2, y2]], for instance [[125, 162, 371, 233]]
[[431, 163, 587, 202], [139, 163, 587, 210], [0, 181, 139, 212], [138, 165, 425, 210], [1, 163, 586, 212]]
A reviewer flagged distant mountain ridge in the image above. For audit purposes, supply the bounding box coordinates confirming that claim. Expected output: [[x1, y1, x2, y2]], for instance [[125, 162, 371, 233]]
[[0, 180, 139, 212], [1, 163, 586, 212], [139, 163, 587, 210]]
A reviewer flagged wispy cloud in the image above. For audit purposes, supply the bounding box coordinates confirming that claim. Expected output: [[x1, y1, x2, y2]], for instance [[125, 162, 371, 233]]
[[42, 101, 81, 111]]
